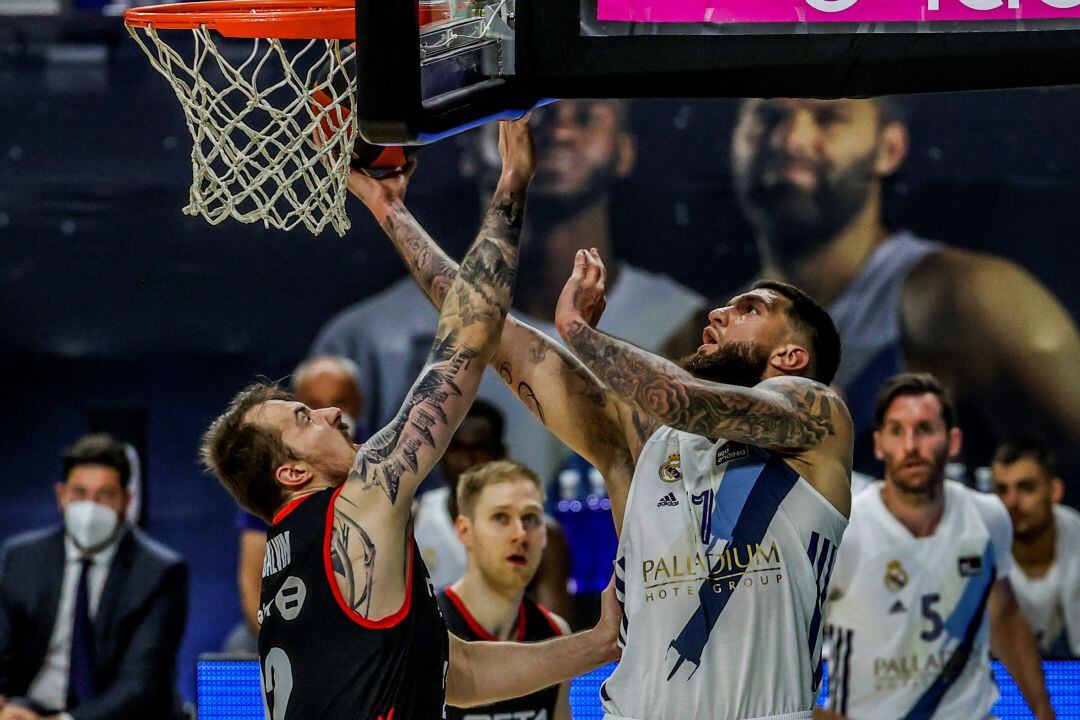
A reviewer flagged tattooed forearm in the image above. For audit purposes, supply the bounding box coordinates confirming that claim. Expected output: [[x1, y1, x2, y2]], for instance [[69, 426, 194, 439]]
[[349, 331, 481, 504], [563, 319, 844, 449], [381, 206, 457, 307], [331, 498, 376, 615], [352, 181, 525, 508], [380, 188, 524, 321]]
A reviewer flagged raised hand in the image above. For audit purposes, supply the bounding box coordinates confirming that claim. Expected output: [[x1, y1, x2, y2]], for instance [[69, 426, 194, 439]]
[[555, 248, 608, 338], [497, 117, 536, 189], [346, 160, 417, 225]]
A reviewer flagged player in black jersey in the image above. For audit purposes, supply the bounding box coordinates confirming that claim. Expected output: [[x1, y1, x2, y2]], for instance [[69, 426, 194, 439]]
[[440, 460, 573, 720], [201, 120, 621, 720]]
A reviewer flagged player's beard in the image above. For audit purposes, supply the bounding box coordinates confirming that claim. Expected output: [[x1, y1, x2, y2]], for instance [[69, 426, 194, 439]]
[[884, 445, 949, 499], [734, 149, 878, 264], [678, 341, 771, 388]]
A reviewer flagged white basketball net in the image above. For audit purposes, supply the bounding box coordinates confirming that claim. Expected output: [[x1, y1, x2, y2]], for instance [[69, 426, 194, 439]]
[[127, 25, 357, 235]]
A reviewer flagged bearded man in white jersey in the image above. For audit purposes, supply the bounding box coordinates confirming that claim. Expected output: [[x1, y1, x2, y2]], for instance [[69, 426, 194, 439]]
[[349, 157, 854, 720], [992, 437, 1080, 659], [818, 373, 1053, 720]]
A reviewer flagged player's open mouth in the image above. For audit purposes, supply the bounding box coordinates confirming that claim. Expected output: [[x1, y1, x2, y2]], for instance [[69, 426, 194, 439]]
[[702, 326, 721, 345], [506, 554, 527, 566]]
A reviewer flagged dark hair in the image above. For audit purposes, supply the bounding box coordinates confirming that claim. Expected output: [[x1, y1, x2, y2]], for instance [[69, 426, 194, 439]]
[[993, 436, 1059, 479], [62, 433, 131, 488], [750, 279, 841, 385], [873, 372, 956, 430], [201, 382, 295, 523]]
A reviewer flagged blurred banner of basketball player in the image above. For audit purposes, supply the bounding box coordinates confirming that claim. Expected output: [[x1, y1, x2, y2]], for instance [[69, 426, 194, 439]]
[[666, 97, 1080, 491]]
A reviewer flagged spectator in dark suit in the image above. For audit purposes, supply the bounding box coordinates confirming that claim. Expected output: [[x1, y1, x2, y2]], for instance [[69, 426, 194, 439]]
[[0, 434, 188, 720]]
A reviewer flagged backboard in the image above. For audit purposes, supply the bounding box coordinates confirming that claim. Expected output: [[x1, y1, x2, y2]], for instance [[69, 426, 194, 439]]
[[355, 0, 1080, 144]]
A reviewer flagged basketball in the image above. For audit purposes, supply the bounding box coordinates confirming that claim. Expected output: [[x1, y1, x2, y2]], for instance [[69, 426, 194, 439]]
[[311, 43, 409, 173]]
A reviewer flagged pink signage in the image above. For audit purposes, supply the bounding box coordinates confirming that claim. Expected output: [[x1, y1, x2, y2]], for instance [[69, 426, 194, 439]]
[[596, 0, 1080, 24]]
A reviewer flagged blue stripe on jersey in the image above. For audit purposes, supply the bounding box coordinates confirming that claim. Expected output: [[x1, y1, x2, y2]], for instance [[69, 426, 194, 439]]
[[666, 451, 800, 679], [704, 447, 771, 554], [901, 542, 998, 720], [840, 628, 853, 715], [807, 536, 839, 690], [943, 541, 997, 640]]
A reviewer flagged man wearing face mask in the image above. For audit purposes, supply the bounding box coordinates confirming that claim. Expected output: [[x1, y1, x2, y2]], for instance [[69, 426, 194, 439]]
[[0, 434, 188, 720]]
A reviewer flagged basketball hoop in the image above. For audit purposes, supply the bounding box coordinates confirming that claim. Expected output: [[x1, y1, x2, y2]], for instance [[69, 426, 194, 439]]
[[125, 1, 366, 235]]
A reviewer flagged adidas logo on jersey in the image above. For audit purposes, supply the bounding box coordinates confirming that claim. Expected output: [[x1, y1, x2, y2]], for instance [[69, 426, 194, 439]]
[[657, 492, 679, 507], [889, 599, 907, 614]]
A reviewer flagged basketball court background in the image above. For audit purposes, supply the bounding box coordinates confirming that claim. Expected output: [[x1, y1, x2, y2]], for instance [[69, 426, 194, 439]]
[[1, 6, 1079, 704]]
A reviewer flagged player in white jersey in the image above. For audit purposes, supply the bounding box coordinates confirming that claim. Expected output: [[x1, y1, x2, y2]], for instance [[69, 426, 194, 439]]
[[554, 253, 853, 720], [350, 158, 853, 719], [818, 373, 1053, 720], [992, 437, 1080, 658]]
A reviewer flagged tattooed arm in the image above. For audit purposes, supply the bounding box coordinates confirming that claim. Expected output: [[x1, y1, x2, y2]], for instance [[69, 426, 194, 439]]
[[329, 120, 532, 620], [349, 158, 647, 527], [555, 250, 853, 513]]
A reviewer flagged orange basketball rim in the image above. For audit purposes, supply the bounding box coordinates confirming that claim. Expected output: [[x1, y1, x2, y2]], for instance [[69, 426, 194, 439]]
[[124, 1, 356, 39]]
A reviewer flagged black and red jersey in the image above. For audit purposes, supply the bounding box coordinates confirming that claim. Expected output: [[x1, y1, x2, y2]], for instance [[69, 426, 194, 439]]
[[438, 586, 563, 720], [258, 487, 448, 720]]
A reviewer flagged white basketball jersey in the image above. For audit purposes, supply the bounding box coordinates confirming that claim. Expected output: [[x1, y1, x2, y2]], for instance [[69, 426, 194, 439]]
[[1009, 504, 1080, 657], [822, 481, 1013, 719], [413, 486, 467, 590], [602, 426, 848, 720]]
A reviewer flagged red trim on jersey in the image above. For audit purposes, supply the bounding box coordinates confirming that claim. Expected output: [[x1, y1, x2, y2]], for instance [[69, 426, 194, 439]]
[[272, 494, 313, 525], [443, 586, 527, 641], [378, 708, 395, 720], [323, 486, 414, 629], [535, 602, 564, 636]]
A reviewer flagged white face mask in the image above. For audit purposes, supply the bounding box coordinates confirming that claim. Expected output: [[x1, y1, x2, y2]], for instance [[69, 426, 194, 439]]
[[64, 501, 121, 552]]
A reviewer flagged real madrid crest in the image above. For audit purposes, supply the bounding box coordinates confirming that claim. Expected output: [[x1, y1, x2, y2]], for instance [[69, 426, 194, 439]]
[[659, 453, 683, 483], [884, 559, 909, 591]]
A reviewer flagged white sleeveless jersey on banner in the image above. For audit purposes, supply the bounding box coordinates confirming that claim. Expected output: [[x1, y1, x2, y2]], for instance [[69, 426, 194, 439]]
[[601, 426, 848, 720], [822, 481, 1014, 719], [1009, 504, 1080, 657]]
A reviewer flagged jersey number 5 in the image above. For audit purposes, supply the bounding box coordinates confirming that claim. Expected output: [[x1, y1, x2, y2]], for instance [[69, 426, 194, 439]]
[[920, 593, 944, 642]]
